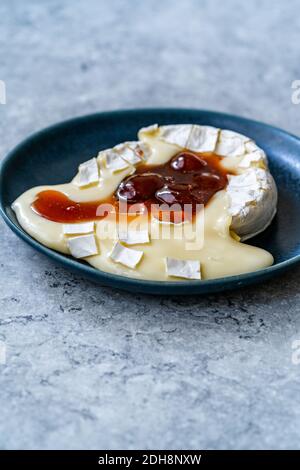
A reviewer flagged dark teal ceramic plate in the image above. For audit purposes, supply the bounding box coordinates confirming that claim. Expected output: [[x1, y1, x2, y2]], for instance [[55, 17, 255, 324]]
[[1, 108, 300, 295]]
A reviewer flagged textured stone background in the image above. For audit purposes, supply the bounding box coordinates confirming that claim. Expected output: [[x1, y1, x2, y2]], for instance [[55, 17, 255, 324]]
[[1, 0, 300, 450]]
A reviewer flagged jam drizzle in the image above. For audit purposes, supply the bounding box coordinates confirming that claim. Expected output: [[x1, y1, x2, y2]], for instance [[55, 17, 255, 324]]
[[32, 152, 229, 223]]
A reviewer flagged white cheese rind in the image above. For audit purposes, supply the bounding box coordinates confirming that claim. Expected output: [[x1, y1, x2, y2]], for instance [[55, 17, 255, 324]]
[[114, 141, 152, 164], [118, 229, 150, 245], [239, 142, 267, 168], [239, 151, 265, 168], [227, 168, 277, 240], [159, 125, 193, 148], [165, 258, 201, 280], [63, 222, 95, 235], [118, 146, 141, 165], [187, 125, 219, 152], [216, 130, 251, 157], [129, 141, 152, 161], [78, 158, 99, 187], [109, 242, 143, 268], [105, 151, 129, 172], [67, 234, 98, 258], [143, 124, 254, 157]]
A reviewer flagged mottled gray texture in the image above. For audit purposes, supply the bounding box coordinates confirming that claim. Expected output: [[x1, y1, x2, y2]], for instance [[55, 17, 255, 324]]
[[1, 0, 300, 450]]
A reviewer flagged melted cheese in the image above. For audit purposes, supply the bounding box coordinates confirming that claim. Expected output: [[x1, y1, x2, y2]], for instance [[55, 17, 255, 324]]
[[12, 137, 273, 281]]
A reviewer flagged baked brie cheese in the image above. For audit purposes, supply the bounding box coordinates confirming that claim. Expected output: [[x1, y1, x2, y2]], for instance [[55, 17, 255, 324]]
[[12, 124, 277, 281]]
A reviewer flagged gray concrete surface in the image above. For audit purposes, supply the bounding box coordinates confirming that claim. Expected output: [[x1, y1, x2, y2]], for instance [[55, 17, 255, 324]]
[[1, 0, 300, 450]]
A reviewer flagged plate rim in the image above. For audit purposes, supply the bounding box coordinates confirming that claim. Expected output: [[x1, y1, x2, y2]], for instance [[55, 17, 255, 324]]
[[1, 107, 300, 293]]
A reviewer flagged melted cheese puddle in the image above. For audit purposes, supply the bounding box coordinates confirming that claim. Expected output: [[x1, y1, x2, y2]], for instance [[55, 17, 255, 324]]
[[12, 138, 273, 281]]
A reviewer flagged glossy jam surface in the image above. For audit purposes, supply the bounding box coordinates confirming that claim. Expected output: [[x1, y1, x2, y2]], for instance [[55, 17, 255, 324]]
[[116, 152, 228, 208], [32, 152, 229, 223], [32, 190, 113, 223]]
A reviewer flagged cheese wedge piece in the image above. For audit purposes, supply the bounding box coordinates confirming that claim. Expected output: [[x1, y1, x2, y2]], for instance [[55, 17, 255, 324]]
[[67, 234, 98, 258], [239, 142, 267, 168], [63, 222, 95, 235], [156, 124, 219, 153], [78, 158, 99, 187], [105, 151, 129, 172], [129, 141, 152, 161], [216, 130, 251, 157], [113, 141, 152, 164], [245, 141, 263, 153], [109, 242, 143, 268], [159, 124, 193, 148], [118, 146, 141, 165], [165, 258, 201, 280], [187, 125, 219, 152], [118, 229, 150, 245], [239, 152, 265, 168]]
